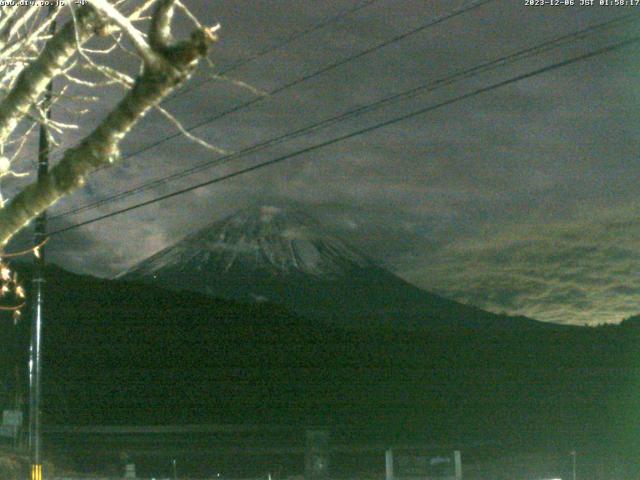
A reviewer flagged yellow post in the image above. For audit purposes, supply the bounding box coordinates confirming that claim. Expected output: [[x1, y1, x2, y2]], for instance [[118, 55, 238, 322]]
[[31, 463, 42, 480]]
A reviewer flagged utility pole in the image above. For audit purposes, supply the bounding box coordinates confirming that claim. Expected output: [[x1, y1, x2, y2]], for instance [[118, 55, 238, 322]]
[[28, 7, 55, 480], [570, 450, 577, 480], [385, 448, 394, 480]]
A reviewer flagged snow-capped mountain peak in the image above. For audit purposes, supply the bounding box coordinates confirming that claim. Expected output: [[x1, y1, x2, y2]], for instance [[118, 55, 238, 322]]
[[119, 206, 548, 330], [120, 206, 374, 279]]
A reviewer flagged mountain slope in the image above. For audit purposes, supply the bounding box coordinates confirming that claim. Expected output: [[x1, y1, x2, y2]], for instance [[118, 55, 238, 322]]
[[122, 206, 374, 278], [120, 206, 553, 330], [1, 263, 636, 471]]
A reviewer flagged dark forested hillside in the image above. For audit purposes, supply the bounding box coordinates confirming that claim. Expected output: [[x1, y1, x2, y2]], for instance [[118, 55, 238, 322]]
[[0, 264, 637, 460]]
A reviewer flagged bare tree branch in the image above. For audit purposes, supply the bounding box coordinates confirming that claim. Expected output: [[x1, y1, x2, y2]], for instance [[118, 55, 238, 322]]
[[156, 104, 227, 154], [0, 5, 102, 147], [87, 0, 162, 67], [0, 0, 219, 246]]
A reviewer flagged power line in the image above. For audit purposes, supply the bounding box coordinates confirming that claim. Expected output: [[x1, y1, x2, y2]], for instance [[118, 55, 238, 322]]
[[173, 0, 381, 99], [50, 11, 640, 221], [48, 0, 382, 164], [49, 34, 640, 236], [52, 0, 492, 167]]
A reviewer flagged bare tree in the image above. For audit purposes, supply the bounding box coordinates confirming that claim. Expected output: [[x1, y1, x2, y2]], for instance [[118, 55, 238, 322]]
[[0, 0, 219, 247]]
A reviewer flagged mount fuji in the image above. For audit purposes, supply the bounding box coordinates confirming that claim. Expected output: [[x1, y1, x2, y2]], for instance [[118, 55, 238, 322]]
[[119, 206, 549, 330]]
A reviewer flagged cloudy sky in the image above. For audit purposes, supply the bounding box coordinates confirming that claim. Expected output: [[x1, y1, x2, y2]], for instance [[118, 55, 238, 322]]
[[7, 0, 640, 325]]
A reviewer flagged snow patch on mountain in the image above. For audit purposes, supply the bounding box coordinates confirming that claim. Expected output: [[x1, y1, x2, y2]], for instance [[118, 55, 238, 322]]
[[119, 206, 375, 279]]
